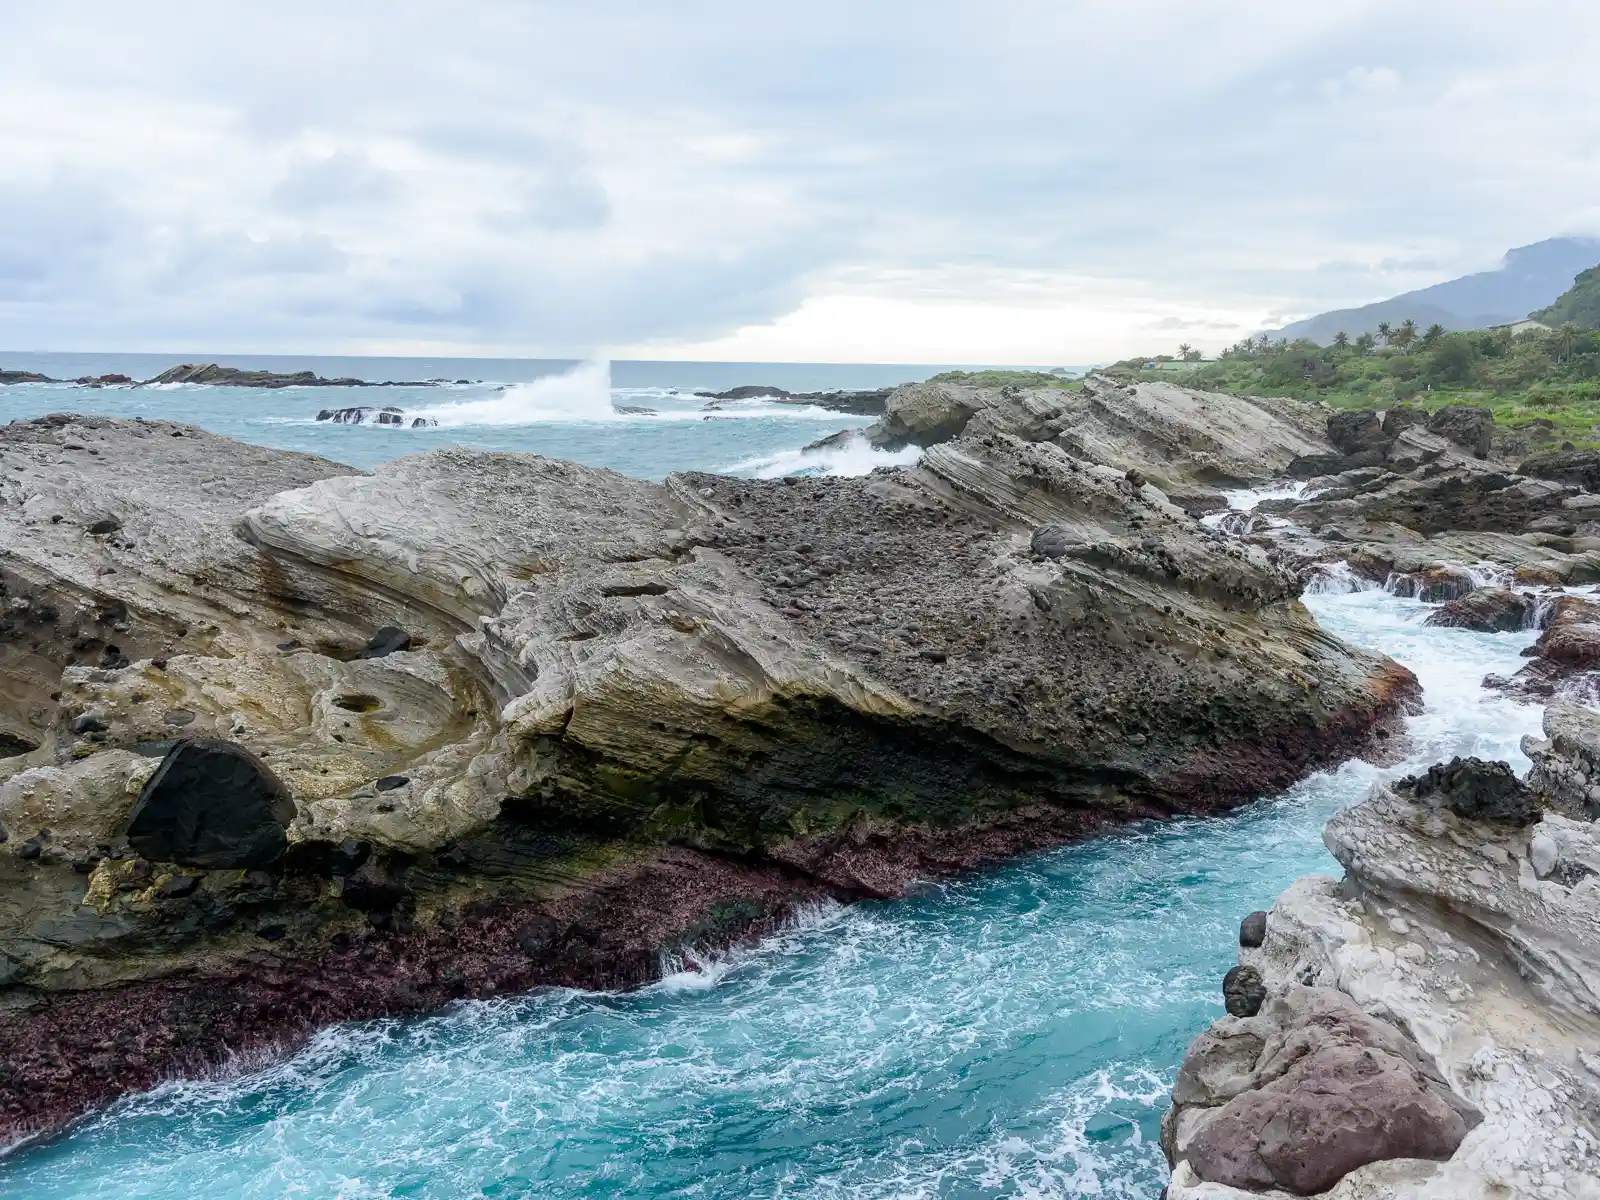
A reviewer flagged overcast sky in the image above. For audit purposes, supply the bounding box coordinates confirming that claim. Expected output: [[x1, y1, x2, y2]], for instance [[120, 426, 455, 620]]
[[4, 1, 1599, 363]]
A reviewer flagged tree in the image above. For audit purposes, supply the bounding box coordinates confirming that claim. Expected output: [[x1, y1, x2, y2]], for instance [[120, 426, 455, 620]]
[[1391, 319, 1417, 353], [1355, 332, 1376, 353], [1376, 321, 1393, 346], [1332, 331, 1350, 349], [1177, 343, 1192, 360], [1556, 322, 1581, 363], [1422, 323, 1444, 349]]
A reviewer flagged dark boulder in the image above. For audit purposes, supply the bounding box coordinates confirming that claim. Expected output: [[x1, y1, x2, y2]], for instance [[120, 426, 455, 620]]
[[1185, 1015, 1477, 1194], [1239, 911, 1268, 948], [1394, 756, 1540, 826], [125, 739, 296, 868], [1518, 448, 1600, 491], [1423, 587, 1535, 632], [1286, 452, 1350, 480], [1426, 405, 1493, 458], [1030, 525, 1086, 559], [1326, 411, 1388, 456], [375, 774, 409, 792], [1381, 404, 1425, 436], [1222, 964, 1266, 1017], [157, 873, 202, 899], [359, 626, 412, 659]]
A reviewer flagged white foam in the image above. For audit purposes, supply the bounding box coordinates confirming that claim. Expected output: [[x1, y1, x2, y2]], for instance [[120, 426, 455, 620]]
[[410, 360, 619, 426], [727, 435, 923, 479]]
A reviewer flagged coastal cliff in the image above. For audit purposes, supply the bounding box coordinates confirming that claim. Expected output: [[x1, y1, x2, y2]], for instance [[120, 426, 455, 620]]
[[0, 392, 1411, 1143]]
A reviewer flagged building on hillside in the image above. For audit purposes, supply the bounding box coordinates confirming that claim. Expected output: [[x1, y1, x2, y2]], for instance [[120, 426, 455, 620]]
[[1489, 318, 1553, 336]]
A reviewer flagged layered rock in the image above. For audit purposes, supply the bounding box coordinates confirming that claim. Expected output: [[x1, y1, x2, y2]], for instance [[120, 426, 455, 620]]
[[0, 412, 1413, 1142], [1165, 735, 1600, 1199], [834, 374, 1331, 490], [1485, 595, 1600, 701], [141, 363, 439, 388]]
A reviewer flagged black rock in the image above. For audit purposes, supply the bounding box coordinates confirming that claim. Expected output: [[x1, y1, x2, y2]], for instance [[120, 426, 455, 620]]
[[1395, 756, 1541, 826], [85, 517, 122, 536], [1326, 410, 1387, 455], [1426, 404, 1494, 458], [1030, 525, 1084, 559], [375, 775, 409, 792], [1125, 469, 1146, 489], [70, 713, 109, 735], [157, 873, 201, 898], [1382, 403, 1426, 436], [1285, 452, 1350, 480], [163, 709, 196, 727], [1239, 910, 1268, 948], [1518, 448, 1600, 491], [341, 857, 408, 911], [256, 923, 288, 941], [1223, 964, 1267, 1017], [19, 834, 44, 860], [515, 916, 560, 957], [125, 739, 296, 868], [359, 626, 412, 659], [283, 837, 371, 877]]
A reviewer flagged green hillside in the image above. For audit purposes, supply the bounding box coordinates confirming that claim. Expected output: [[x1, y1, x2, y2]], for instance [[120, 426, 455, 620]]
[[1113, 319, 1600, 448], [1534, 265, 1600, 330]]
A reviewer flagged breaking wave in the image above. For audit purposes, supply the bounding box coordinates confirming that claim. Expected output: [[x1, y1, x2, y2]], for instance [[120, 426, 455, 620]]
[[726, 435, 923, 478]]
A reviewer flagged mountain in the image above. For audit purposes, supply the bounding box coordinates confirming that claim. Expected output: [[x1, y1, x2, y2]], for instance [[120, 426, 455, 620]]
[[1269, 236, 1600, 343], [1533, 264, 1600, 330]]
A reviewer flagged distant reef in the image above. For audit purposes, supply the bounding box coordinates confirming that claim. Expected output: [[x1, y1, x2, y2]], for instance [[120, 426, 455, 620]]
[[694, 384, 893, 416], [0, 363, 455, 389]]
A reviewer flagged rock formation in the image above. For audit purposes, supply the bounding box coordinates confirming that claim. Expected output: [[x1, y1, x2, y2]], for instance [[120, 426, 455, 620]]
[[0, 408, 1413, 1143], [1164, 721, 1600, 1199], [316, 405, 439, 427], [142, 363, 441, 388], [695, 385, 893, 415], [835, 375, 1330, 491]]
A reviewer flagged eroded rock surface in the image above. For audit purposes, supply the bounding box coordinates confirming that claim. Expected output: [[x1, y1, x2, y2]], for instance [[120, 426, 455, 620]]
[[1165, 763, 1600, 1199], [840, 374, 1330, 488], [0, 412, 1412, 1143]]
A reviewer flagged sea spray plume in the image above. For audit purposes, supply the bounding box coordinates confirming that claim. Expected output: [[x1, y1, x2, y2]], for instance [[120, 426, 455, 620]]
[[411, 359, 618, 425]]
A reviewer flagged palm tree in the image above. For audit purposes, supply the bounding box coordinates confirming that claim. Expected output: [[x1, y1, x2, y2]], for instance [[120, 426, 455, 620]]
[[1332, 331, 1350, 349], [1177, 343, 1193, 361], [1355, 332, 1376, 354], [1392, 319, 1418, 353], [1422, 323, 1445, 349], [1556, 322, 1581, 363], [1376, 321, 1393, 346]]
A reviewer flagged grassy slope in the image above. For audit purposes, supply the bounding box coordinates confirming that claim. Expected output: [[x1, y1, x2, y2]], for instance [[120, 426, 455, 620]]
[[1110, 325, 1600, 451]]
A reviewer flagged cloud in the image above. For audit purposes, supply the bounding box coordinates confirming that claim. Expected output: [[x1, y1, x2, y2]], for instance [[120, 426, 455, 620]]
[[272, 151, 398, 213], [1, 1, 1598, 359]]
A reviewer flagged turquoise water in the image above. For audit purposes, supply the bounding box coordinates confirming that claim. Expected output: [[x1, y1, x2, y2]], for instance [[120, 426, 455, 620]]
[[0, 589, 1543, 1198], [0, 364, 1548, 1196], [0, 358, 918, 479]]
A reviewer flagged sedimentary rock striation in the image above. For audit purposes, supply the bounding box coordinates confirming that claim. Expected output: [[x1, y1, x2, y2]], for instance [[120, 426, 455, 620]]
[[0, 407, 1413, 1143], [1165, 741, 1600, 1199]]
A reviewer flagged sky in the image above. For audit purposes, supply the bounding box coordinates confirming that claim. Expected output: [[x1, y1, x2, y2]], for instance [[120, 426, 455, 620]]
[[3, 1, 1600, 364]]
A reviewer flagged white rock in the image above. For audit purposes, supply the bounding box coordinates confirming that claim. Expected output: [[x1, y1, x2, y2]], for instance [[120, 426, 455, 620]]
[[1530, 832, 1558, 879]]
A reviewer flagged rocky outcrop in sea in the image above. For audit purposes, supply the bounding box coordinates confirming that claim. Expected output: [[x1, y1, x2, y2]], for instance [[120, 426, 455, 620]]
[[0, 390, 1413, 1143]]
